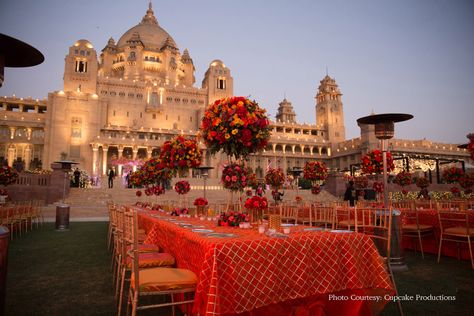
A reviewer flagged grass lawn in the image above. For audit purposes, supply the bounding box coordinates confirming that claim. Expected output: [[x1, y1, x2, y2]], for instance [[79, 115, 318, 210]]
[[4, 222, 474, 315]]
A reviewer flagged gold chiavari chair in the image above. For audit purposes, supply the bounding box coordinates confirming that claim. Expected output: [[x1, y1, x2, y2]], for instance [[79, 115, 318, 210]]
[[356, 207, 404, 316], [117, 207, 175, 315], [125, 209, 197, 316], [334, 201, 360, 231], [280, 202, 298, 224], [437, 209, 474, 269], [308, 203, 334, 229], [401, 207, 436, 258]]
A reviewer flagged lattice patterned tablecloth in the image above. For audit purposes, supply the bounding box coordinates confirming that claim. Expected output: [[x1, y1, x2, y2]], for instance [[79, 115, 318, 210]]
[[139, 211, 394, 316]]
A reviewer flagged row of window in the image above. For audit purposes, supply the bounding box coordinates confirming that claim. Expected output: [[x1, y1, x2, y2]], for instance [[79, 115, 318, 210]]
[[74, 49, 91, 56], [111, 110, 194, 123], [274, 127, 322, 136]]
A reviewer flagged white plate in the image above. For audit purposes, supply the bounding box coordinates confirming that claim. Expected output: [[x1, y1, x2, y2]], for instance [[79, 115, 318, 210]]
[[206, 233, 237, 238], [330, 230, 353, 233], [192, 228, 214, 233], [281, 223, 296, 227], [303, 227, 324, 232]]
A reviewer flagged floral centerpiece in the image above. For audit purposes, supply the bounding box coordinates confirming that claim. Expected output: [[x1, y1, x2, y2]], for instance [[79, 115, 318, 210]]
[[393, 171, 413, 187], [136, 190, 142, 197], [221, 163, 248, 192], [373, 181, 384, 193], [193, 197, 208, 216], [353, 175, 369, 189], [265, 168, 285, 189], [246, 172, 258, 189], [415, 177, 430, 188], [200, 96, 271, 160], [244, 196, 268, 223], [295, 196, 303, 203], [442, 167, 464, 184], [303, 161, 328, 183], [467, 133, 474, 160], [0, 166, 18, 186], [311, 184, 321, 195], [361, 150, 395, 174], [144, 185, 165, 196], [134, 158, 174, 186], [458, 174, 474, 194], [218, 211, 249, 227], [159, 136, 202, 173], [171, 208, 189, 216], [174, 180, 191, 195]]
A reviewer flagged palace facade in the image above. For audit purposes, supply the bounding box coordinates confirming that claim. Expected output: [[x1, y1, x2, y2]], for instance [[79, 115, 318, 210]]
[[0, 4, 471, 181]]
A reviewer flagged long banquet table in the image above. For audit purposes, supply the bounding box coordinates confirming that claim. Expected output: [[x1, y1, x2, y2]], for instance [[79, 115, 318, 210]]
[[137, 209, 394, 316]]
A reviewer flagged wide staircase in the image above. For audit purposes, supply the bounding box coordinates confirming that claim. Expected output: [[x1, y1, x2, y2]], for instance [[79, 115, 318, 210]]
[[42, 180, 338, 221]]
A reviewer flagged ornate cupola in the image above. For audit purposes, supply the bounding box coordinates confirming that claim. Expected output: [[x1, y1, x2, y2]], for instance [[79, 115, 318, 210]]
[[315, 75, 345, 143], [275, 98, 297, 123]]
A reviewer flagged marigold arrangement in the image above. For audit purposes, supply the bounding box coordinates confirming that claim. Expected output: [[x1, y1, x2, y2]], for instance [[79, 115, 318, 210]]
[[159, 135, 202, 172], [0, 166, 18, 186], [303, 161, 328, 183], [193, 197, 208, 206], [218, 211, 249, 227], [221, 163, 248, 192], [265, 168, 285, 189], [174, 180, 191, 195], [132, 158, 173, 186], [442, 167, 464, 184], [415, 177, 430, 188], [361, 150, 395, 174], [200, 96, 271, 160], [393, 171, 413, 187]]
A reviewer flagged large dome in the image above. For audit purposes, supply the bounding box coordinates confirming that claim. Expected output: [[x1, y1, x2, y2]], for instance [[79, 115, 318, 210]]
[[116, 4, 177, 50]]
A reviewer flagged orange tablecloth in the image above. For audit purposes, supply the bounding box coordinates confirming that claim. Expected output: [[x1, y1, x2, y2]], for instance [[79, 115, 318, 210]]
[[401, 209, 474, 260], [138, 210, 394, 316]]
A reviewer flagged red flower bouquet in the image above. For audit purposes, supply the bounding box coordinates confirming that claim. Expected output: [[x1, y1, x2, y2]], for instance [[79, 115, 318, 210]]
[[0, 166, 18, 186], [136, 190, 142, 197], [458, 174, 474, 192], [442, 167, 464, 184], [450, 187, 460, 195], [361, 150, 394, 174], [303, 161, 328, 183], [372, 181, 384, 193], [415, 177, 430, 188], [145, 185, 165, 196], [134, 158, 173, 186], [246, 172, 258, 189], [159, 136, 202, 172], [218, 211, 249, 227], [265, 168, 285, 189], [174, 180, 191, 195], [467, 133, 474, 160], [171, 208, 189, 216], [393, 171, 413, 187], [193, 197, 208, 206], [311, 184, 321, 195], [221, 163, 248, 192], [244, 196, 268, 211], [200, 96, 271, 160]]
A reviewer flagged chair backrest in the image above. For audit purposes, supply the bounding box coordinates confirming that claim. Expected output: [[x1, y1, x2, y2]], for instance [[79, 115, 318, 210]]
[[309, 204, 334, 229], [124, 209, 140, 294], [438, 209, 472, 236], [355, 207, 393, 260], [279, 203, 298, 223]]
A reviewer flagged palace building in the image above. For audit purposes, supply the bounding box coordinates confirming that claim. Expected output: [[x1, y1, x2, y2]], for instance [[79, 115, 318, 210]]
[[0, 4, 471, 182]]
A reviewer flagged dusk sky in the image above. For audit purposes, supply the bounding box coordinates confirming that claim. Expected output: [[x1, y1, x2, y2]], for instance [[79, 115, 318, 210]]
[[1, 0, 473, 144]]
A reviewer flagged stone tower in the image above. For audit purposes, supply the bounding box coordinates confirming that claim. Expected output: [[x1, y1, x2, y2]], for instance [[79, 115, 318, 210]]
[[202, 59, 233, 105], [63, 39, 98, 94], [275, 98, 297, 123], [315, 75, 345, 143]]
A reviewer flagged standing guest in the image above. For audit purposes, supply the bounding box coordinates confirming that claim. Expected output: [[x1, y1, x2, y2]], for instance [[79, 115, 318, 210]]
[[107, 168, 115, 188], [344, 180, 358, 207], [73, 168, 81, 188]]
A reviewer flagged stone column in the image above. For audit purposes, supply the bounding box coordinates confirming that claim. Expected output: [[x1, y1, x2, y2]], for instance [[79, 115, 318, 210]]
[[9, 127, 15, 140], [327, 147, 331, 156], [318, 147, 322, 155], [102, 145, 108, 176], [118, 145, 124, 176], [146, 146, 152, 159], [92, 144, 99, 176], [7, 145, 15, 167], [26, 128, 32, 141], [24, 146, 32, 170]]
